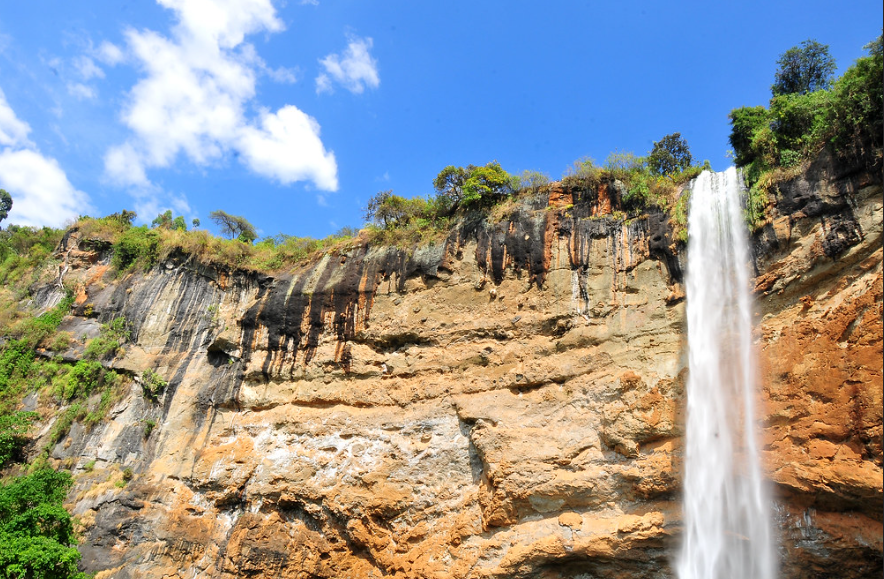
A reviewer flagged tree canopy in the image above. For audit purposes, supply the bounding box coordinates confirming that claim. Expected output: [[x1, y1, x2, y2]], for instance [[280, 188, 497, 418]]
[[432, 162, 518, 211], [771, 39, 836, 96], [648, 133, 693, 176], [209, 210, 257, 243], [0, 190, 12, 229], [0, 469, 88, 579]]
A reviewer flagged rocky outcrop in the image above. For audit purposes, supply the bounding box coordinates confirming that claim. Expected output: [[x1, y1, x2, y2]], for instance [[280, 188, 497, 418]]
[[21, 164, 882, 578]]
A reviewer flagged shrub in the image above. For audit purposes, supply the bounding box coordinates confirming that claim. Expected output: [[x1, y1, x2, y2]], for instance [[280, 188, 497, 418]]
[[64, 360, 103, 400], [518, 170, 550, 191], [0, 469, 88, 579], [0, 411, 39, 468], [143, 419, 156, 438], [83, 317, 129, 361], [112, 226, 160, 271], [141, 369, 167, 401], [562, 157, 600, 188]]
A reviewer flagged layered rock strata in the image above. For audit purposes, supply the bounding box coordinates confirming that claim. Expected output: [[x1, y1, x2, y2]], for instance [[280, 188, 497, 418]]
[[22, 159, 883, 578]]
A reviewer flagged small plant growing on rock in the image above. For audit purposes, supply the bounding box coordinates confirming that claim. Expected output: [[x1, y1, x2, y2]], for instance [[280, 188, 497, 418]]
[[143, 419, 156, 438], [141, 369, 167, 401]]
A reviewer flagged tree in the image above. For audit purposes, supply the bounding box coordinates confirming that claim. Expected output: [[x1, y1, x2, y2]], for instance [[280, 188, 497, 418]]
[[772, 39, 836, 96], [433, 162, 517, 212], [191, 218, 200, 229], [108, 210, 137, 227], [0, 190, 12, 229], [432, 165, 470, 211], [648, 133, 693, 176], [209, 210, 257, 243], [728, 106, 771, 167], [0, 469, 88, 579], [151, 210, 173, 229]]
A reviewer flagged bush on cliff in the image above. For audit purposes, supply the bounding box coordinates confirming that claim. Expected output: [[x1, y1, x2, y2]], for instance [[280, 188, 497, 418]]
[[0, 469, 88, 579], [433, 162, 519, 212], [728, 34, 883, 228]]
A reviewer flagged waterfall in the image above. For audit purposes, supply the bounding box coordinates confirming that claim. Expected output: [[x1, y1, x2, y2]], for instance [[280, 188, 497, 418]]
[[677, 168, 776, 579]]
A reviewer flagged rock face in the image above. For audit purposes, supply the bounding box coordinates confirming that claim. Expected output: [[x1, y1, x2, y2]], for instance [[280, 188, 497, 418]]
[[27, 161, 881, 578]]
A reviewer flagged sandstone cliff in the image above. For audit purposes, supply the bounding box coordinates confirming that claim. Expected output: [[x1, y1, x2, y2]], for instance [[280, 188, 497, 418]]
[[18, 154, 883, 578]]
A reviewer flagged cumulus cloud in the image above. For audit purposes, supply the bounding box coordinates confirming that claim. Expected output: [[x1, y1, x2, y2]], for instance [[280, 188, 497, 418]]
[[105, 0, 337, 197], [238, 106, 337, 189], [0, 88, 33, 148], [0, 87, 94, 226], [316, 35, 379, 95], [0, 149, 93, 227]]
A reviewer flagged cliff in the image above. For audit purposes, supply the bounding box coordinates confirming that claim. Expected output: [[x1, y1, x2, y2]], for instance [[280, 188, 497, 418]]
[[15, 154, 883, 578]]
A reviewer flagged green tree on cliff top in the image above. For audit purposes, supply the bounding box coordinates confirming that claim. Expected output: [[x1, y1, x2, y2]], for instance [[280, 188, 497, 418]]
[[771, 39, 836, 96]]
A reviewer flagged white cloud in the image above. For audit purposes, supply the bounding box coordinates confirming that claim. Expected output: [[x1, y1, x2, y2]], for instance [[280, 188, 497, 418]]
[[105, 0, 338, 198], [67, 83, 97, 100], [73, 56, 105, 80], [316, 35, 379, 95], [96, 41, 125, 66], [0, 149, 94, 227], [0, 88, 33, 148], [238, 106, 337, 189], [0, 86, 94, 227], [104, 142, 149, 187]]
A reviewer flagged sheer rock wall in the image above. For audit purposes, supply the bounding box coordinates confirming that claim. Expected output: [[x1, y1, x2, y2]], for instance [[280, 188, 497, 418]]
[[28, 161, 882, 579]]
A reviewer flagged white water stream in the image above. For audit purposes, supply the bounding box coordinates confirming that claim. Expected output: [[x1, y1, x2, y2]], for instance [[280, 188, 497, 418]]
[[677, 168, 776, 579]]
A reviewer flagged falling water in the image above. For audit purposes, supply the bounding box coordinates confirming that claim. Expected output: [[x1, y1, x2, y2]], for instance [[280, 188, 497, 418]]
[[677, 168, 776, 579]]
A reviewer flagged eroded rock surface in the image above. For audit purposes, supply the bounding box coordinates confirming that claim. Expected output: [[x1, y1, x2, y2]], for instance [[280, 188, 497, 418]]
[[25, 165, 883, 578]]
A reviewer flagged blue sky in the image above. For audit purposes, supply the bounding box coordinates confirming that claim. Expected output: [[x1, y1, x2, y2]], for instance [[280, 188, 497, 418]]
[[0, 1, 880, 239]]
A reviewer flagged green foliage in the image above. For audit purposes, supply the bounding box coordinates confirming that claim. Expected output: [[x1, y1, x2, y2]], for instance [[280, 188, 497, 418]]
[[728, 106, 770, 166], [107, 209, 137, 227], [82, 460, 95, 472], [46, 405, 83, 449], [0, 225, 64, 291], [141, 369, 167, 401], [151, 210, 173, 229], [0, 411, 38, 468], [772, 39, 836, 96], [0, 340, 35, 401], [825, 35, 883, 162], [728, 34, 883, 229], [672, 191, 691, 245], [63, 361, 103, 401], [648, 133, 693, 176], [143, 419, 156, 438], [0, 469, 88, 579], [83, 317, 129, 361], [363, 191, 448, 231], [0, 190, 11, 229], [209, 210, 257, 243], [433, 162, 518, 211], [191, 218, 200, 229], [111, 225, 160, 271]]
